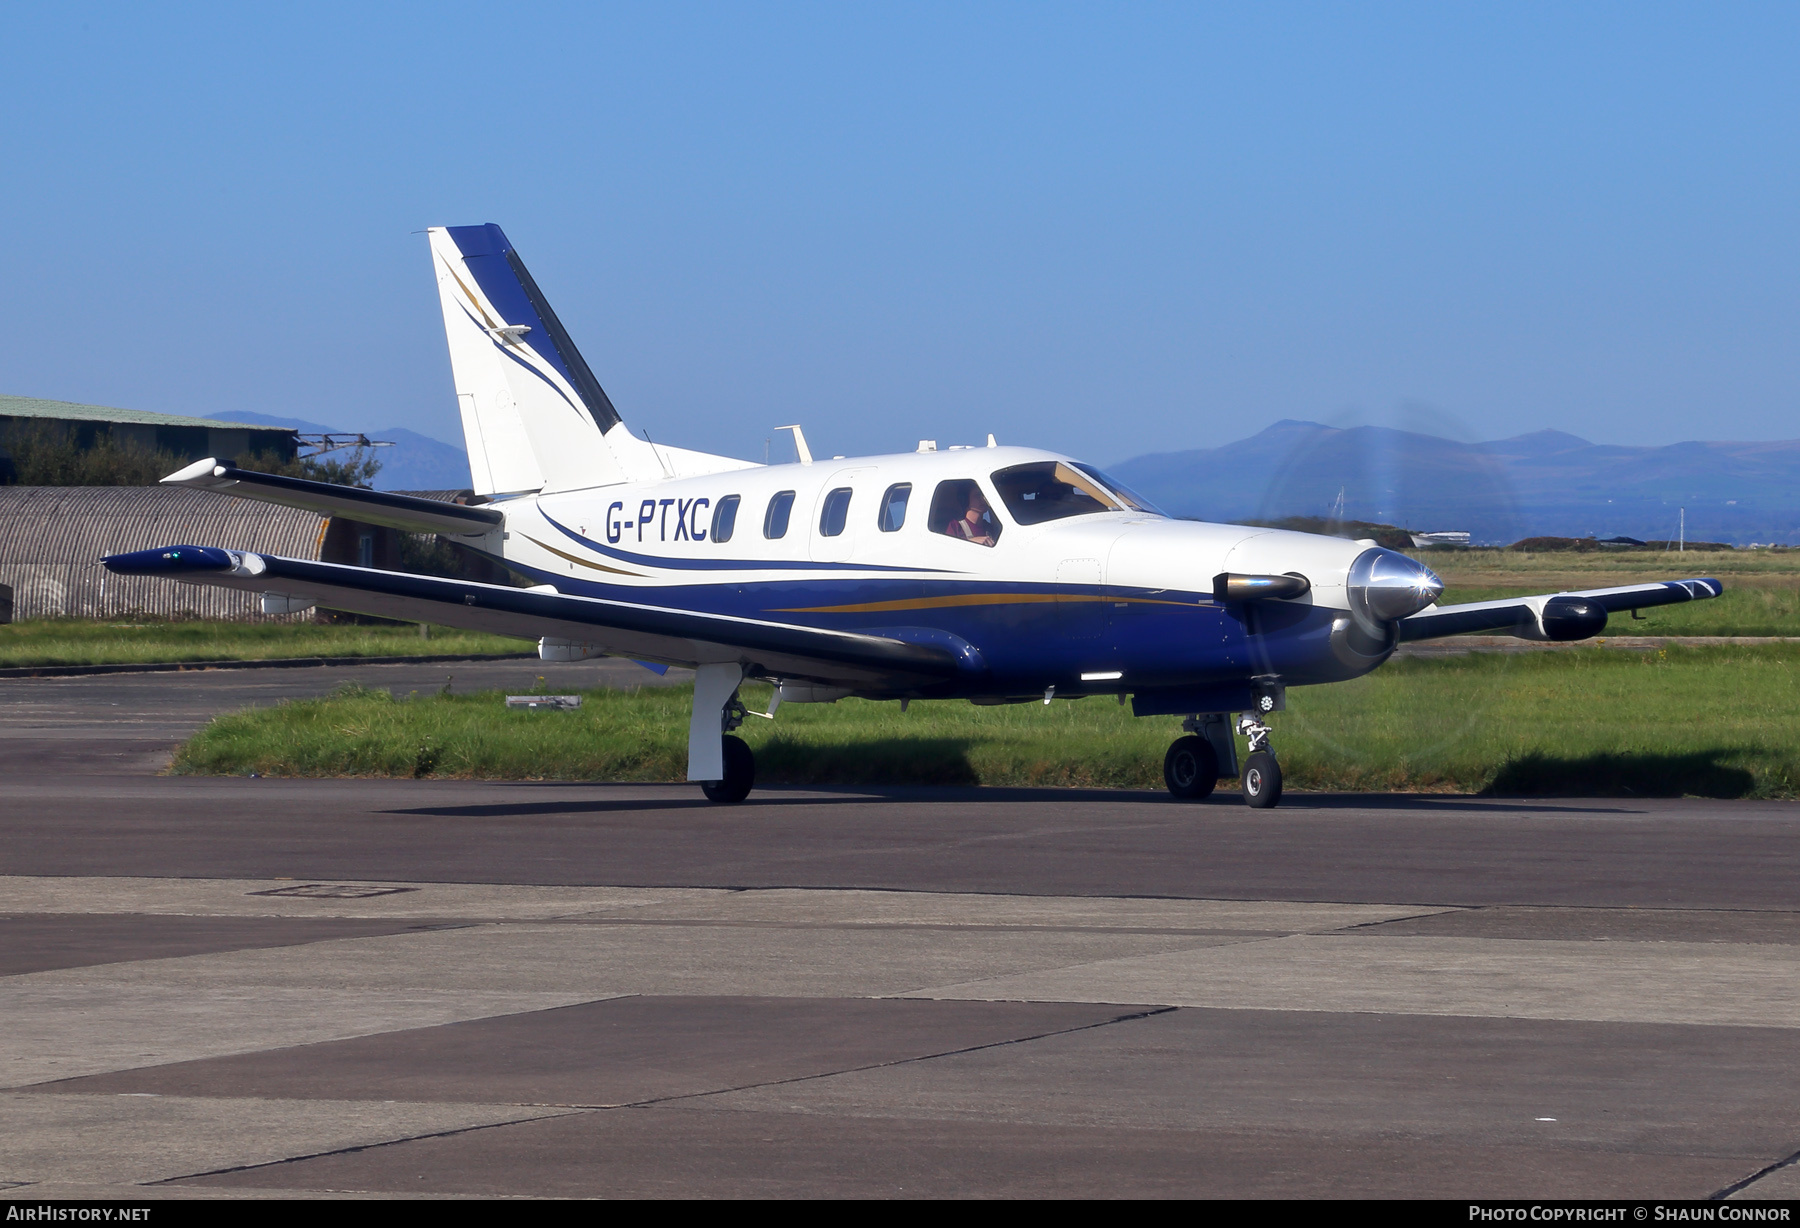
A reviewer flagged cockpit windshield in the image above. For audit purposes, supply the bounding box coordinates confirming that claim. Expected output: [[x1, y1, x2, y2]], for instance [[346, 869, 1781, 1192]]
[[989, 462, 1123, 526], [1072, 463, 1166, 516]]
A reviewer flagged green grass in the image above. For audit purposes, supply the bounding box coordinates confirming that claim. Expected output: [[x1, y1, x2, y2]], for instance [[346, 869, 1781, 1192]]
[[0, 618, 531, 667], [173, 644, 1800, 798]]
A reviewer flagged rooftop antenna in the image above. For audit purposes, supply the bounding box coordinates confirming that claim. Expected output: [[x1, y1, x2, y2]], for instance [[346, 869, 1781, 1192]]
[[774, 424, 813, 465], [641, 428, 674, 479], [296, 432, 394, 457]]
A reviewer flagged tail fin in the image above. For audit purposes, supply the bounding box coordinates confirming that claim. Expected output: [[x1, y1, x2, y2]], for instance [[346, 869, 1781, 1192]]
[[428, 224, 661, 495]]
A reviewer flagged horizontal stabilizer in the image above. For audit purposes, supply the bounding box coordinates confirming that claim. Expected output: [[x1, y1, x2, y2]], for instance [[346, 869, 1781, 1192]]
[[101, 545, 963, 689], [161, 458, 504, 537], [1399, 578, 1722, 642]]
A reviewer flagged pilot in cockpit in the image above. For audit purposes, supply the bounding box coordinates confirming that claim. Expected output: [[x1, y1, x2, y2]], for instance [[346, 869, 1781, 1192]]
[[946, 486, 998, 547]]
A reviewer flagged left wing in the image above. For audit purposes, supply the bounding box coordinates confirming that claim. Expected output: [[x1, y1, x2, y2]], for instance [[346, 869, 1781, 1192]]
[[102, 546, 976, 689], [1398, 577, 1723, 642], [160, 458, 504, 538]]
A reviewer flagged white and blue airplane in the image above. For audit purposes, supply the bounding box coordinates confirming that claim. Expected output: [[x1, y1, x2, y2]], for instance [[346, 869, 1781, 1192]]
[[106, 224, 1724, 806]]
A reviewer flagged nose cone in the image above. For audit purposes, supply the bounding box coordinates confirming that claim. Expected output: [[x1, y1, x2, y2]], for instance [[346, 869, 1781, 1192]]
[[1348, 547, 1444, 629]]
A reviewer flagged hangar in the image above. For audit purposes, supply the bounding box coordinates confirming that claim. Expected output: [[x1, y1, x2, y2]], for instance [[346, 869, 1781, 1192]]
[[0, 394, 298, 480]]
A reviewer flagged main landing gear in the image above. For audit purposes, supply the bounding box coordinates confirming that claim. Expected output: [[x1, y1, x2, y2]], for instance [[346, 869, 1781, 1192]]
[[1162, 706, 1283, 808], [702, 734, 755, 804], [691, 662, 756, 804]]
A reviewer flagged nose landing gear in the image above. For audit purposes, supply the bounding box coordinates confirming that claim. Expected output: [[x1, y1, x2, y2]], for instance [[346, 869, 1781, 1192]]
[[1234, 711, 1283, 808]]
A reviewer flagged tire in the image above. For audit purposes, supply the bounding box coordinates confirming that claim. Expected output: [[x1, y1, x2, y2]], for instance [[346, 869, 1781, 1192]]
[[1163, 735, 1219, 801], [700, 735, 755, 804], [1242, 750, 1282, 809]]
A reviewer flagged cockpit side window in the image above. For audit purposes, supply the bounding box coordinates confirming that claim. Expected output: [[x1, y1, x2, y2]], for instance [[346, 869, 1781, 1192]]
[[877, 483, 911, 532], [1072, 463, 1166, 516], [928, 479, 1001, 547], [989, 462, 1121, 526], [711, 495, 741, 543]]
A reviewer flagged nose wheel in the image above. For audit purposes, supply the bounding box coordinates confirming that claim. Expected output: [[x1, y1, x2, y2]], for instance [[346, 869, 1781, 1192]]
[[1235, 712, 1282, 808], [1241, 749, 1282, 808]]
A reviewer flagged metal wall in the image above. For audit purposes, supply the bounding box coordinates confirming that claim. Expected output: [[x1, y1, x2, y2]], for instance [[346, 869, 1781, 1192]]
[[0, 487, 325, 620]]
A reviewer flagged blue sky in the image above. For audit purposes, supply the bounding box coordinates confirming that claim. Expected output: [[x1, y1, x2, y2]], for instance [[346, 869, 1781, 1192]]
[[2, 3, 1795, 466]]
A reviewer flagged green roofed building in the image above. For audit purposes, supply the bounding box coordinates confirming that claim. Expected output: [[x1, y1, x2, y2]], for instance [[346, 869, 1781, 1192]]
[[0, 394, 299, 484]]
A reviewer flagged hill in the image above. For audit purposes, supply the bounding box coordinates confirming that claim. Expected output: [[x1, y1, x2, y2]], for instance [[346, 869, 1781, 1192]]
[[208, 413, 472, 491], [1112, 421, 1800, 546]]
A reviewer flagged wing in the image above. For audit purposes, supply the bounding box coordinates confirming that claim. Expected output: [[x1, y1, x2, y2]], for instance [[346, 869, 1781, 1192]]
[[102, 546, 974, 690], [161, 458, 503, 538], [1398, 577, 1723, 643]]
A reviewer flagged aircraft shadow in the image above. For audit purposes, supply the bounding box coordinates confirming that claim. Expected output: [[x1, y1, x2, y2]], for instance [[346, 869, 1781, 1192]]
[[1485, 748, 1759, 799], [382, 782, 1647, 820]]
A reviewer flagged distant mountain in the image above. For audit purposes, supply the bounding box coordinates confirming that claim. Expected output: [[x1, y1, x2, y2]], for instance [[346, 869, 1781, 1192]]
[[367, 428, 473, 491], [1111, 420, 1800, 546], [207, 413, 471, 492]]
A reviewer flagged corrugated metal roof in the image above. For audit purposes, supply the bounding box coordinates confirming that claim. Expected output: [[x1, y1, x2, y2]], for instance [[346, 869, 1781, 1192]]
[[0, 486, 325, 620], [0, 394, 285, 434]]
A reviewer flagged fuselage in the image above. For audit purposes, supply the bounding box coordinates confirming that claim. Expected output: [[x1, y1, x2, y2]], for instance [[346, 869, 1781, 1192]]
[[470, 444, 1391, 700]]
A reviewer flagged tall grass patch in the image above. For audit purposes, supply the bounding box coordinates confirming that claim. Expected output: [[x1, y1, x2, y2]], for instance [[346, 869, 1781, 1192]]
[[0, 618, 529, 667]]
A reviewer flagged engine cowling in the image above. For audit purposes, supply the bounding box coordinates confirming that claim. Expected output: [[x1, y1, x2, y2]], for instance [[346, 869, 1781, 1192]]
[[1521, 595, 1607, 642]]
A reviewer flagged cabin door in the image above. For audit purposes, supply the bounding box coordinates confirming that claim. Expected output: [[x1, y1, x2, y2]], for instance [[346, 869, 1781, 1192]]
[[810, 468, 873, 563]]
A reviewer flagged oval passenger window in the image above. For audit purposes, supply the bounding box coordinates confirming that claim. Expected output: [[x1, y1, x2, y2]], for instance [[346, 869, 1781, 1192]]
[[764, 490, 796, 539], [711, 495, 740, 543], [819, 487, 853, 537]]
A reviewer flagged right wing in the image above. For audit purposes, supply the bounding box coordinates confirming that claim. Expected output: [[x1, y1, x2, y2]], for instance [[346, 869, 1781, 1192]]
[[1399, 577, 1723, 642], [101, 545, 976, 690]]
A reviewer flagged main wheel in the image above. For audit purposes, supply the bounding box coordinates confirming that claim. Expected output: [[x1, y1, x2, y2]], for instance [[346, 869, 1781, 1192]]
[[1242, 750, 1282, 809], [701, 735, 755, 803], [1163, 735, 1219, 800]]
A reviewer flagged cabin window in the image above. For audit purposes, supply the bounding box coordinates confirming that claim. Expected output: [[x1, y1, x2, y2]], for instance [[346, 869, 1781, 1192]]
[[819, 487, 853, 537], [878, 483, 912, 532], [711, 495, 741, 543], [928, 479, 1000, 547], [763, 489, 796, 539], [989, 462, 1121, 526], [1073, 463, 1165, 516]]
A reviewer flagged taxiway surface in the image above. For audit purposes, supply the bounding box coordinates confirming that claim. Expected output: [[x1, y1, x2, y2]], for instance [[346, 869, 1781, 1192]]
[[2, 661, 1797, 1199]]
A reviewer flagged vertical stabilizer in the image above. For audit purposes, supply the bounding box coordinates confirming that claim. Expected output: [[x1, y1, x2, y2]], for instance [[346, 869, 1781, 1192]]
[[428, 224, 661, 495]]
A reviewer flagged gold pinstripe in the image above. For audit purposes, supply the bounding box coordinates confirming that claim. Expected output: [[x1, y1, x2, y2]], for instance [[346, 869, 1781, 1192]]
[[519, 533, 644, 577]]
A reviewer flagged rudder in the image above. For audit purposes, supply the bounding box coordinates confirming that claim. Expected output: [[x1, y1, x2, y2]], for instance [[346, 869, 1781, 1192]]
[[429, 224, 659, 495]]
